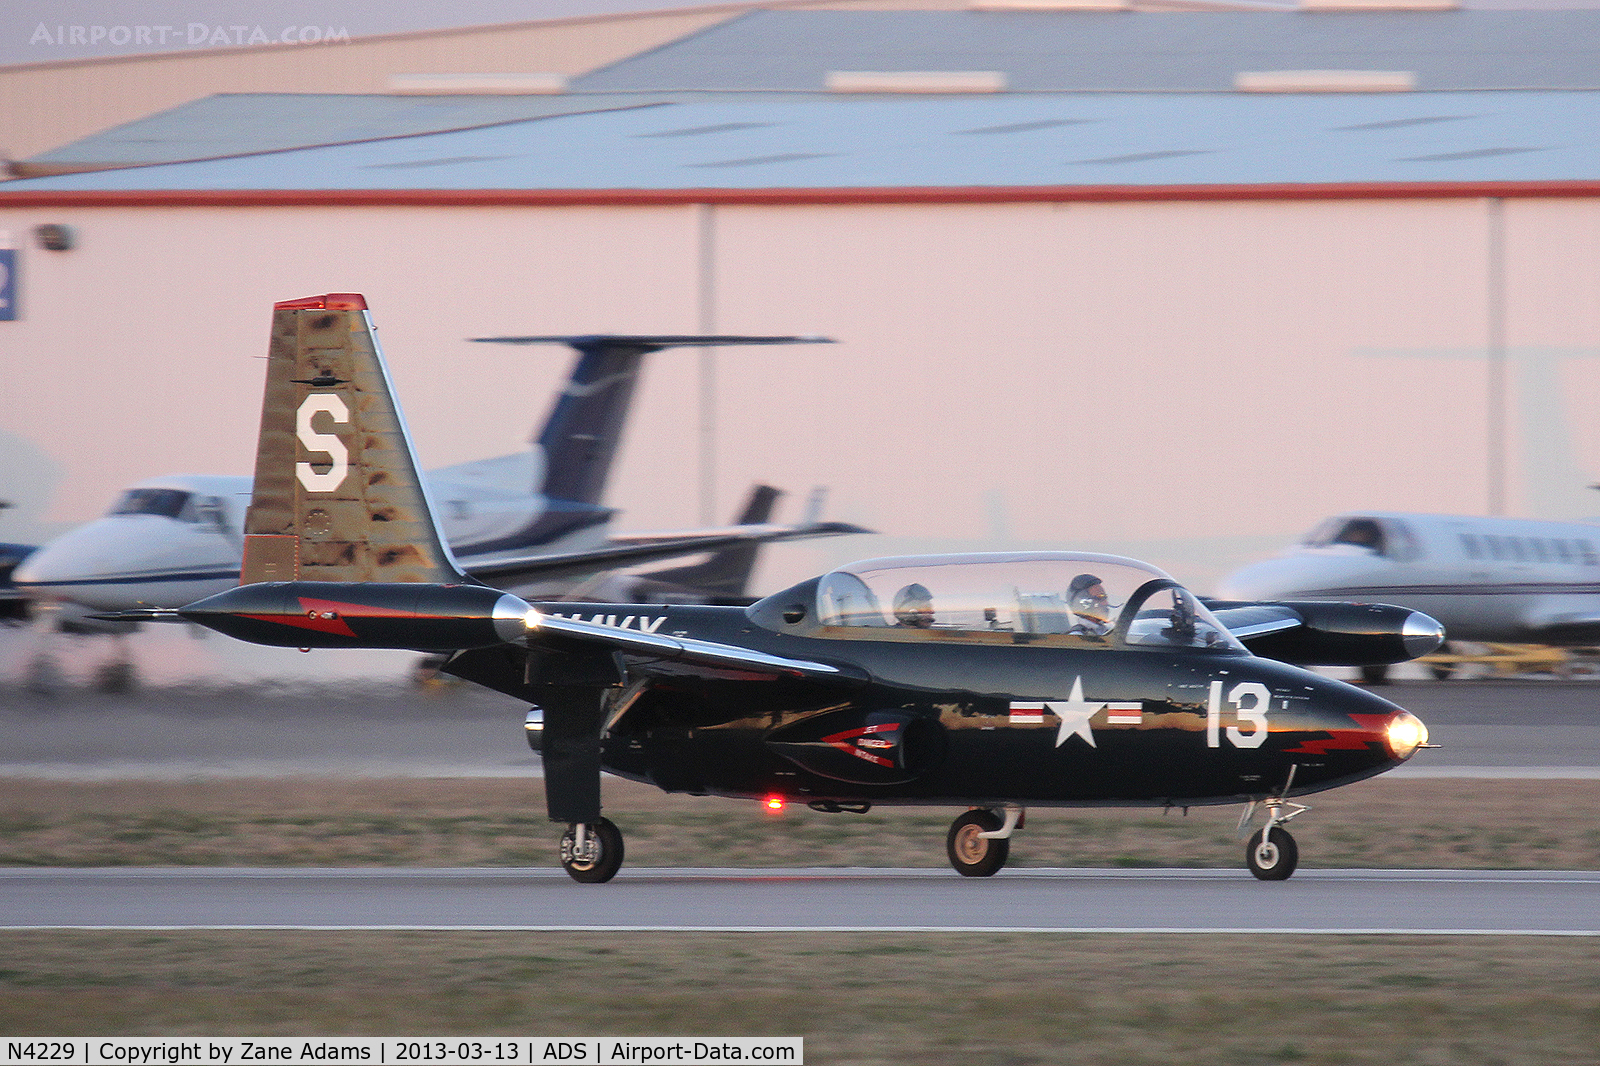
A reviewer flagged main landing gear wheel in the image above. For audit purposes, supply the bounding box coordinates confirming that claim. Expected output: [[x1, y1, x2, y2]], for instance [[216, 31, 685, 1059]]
[[1246, 826, 1299, 881], [560, 817, 624, 883], [947, 810, 1009, 877]]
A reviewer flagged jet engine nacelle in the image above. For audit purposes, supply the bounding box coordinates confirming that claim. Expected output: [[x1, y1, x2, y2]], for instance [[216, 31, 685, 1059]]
[[1234, 600, 1445, 667], [177, 581, 529, 651]]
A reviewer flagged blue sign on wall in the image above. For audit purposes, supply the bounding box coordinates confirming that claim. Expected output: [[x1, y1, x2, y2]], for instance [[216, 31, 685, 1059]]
[[0, 243, 16, 321]]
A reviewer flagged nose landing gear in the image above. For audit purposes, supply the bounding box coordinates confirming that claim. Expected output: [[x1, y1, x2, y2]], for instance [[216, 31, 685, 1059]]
[[1239, 794, 1307, 881], [560, 817, 624, 883]]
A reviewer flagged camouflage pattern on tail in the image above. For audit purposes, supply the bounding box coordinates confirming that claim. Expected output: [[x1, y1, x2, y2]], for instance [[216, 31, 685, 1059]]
[[240, 294, 465, 585]]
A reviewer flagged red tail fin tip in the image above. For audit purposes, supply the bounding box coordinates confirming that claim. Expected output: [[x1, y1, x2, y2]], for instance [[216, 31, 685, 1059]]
[[273, 293, 368, 311]]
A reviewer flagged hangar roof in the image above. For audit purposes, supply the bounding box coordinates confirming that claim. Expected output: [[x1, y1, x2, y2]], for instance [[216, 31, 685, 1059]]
[[13, 4, 1600, 185], [12, 93, 684, 176], [572, 8, 1600, 93], [4, 89, 1600, 198]]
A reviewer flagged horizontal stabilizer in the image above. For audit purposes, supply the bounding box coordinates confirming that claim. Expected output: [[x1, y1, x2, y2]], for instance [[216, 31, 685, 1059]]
[[471, 335, 833, 349], [472, 334, 831, 507], [465, 518, 871, 586]]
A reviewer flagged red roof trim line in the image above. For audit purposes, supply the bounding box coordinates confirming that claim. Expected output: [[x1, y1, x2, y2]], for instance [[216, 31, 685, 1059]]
[[2, 182, 1599, 208]]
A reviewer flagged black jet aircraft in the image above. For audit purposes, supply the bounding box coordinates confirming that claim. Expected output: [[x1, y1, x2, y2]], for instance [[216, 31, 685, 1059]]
[[114, 294, 1443, 883]]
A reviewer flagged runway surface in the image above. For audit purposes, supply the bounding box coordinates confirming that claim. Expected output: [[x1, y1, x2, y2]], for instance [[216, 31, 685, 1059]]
[[3, 867, 1596, 934], [3, 673, 1598, 779]]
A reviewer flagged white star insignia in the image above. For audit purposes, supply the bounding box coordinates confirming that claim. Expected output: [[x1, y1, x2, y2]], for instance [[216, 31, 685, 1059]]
[[1046, 676, 1101, 748]]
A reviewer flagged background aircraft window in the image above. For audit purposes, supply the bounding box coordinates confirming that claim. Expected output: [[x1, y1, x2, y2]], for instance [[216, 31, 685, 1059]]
[[1300, 517, 1345, 547], [1531, 539, 1549, 563], [1584, 541, 1599, 566], [1555, 540, 1574, 564], [108, 488, 191, 520], [1381, 519, 1422, 562], [1507, 538, 1526, 562], [192, 496, 231, 534], [1460, 534, 1482, 560], [1330, 518, 1385, 553], [1486, 536, 1505, 561]]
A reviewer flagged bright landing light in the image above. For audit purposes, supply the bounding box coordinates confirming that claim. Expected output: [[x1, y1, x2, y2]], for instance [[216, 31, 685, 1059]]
[[1385, 712, 1429, 760], [764, 795, 786, 812]]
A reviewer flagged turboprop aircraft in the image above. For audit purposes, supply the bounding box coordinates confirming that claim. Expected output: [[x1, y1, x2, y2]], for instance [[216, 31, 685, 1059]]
[[13, 321, 862, 687], [111, 294, 1442, 883], [1218, 511, 1600, 679]]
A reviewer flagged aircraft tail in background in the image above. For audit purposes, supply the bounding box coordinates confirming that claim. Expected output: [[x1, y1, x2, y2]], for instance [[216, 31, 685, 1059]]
[[472, 333, 832, 506], [639, 483, 782, 600]]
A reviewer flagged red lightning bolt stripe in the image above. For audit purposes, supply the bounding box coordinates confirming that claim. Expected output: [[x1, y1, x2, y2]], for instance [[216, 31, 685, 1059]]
[[1283, 713, 1391, 756]]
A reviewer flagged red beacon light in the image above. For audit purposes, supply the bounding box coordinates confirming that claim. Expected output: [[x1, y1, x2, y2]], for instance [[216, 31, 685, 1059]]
[[764, 795, 786, 812]]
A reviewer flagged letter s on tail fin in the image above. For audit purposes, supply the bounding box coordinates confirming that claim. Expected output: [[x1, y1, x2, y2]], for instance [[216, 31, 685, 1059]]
[[240, 294, 466, 585]]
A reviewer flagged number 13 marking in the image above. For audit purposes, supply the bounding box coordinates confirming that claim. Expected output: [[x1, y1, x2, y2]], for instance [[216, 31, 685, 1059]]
[[1206, 680, 1270, 748]]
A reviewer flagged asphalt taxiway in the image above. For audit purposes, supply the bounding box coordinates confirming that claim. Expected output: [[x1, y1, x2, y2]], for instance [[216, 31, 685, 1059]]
[[4, 867, 1596, 935]]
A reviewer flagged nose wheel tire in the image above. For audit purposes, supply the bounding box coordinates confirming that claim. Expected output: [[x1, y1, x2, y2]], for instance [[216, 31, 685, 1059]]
[[560, 817, 624, 883], [947, 810, 1009, 877], [1246, 826, 1299, 881]]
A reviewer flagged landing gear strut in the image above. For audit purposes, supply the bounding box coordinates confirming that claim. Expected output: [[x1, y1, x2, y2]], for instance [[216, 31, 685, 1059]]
[[560, 817, 624, 883], [946, 807, 1021, 877], [1239, 794, 1307, 881]]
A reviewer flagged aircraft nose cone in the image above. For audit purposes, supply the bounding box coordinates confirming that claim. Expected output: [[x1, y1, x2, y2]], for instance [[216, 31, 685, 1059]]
[[1382, 710, 1430, 761], [11, 545, 65, 588], [1402, 610, 1446, 658]]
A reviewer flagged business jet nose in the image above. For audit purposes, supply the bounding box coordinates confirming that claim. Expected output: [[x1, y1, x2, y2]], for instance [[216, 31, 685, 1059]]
[[12, 518, 165, 606], [10, 539, 74, 590], [1216, 554, 1364, 602]]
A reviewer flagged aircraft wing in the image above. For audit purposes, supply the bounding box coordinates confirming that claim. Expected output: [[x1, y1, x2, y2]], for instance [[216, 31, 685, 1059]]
[[1525, 612, 1600, 645], [1209, 603, 1305, 642], [525, 610, 869, 684], [463, 519, 871, 586]]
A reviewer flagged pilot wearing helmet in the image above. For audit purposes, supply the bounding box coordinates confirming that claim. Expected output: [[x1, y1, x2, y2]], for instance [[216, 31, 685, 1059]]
[[1067, 574, 1114, 637], [893, 582, 935, 628]]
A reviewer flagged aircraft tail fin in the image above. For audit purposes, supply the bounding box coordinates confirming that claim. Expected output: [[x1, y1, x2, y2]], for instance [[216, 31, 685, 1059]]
[[634, 484, 783, 600], [472, 334, 833, 506], [240, 294, 466, 585]]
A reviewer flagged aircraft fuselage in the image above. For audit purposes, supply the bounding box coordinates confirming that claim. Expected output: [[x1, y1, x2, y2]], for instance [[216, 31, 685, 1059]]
[[1220, 510, 1600, 644], [507, 603, 1411, 808]]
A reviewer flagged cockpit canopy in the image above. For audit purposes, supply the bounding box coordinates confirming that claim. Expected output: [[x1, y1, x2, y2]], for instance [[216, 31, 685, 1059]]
[[810, 552, 1242, 652], [107, 487, 231, 530], [1299, 514, 1421, 562]]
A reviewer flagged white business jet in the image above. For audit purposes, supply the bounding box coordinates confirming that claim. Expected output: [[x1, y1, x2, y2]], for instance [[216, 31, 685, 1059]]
[[1216, 511, 1600, 678]]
